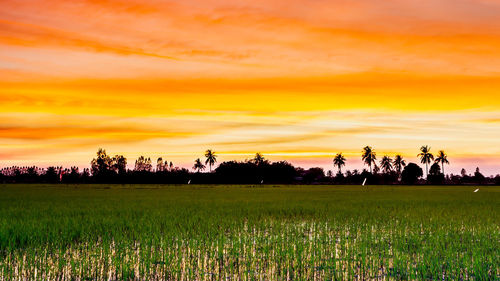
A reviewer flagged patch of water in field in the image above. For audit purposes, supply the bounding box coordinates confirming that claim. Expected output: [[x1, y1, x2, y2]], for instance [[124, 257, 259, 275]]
[[1, 185, 498, 280], [1, 221, 498, 280]]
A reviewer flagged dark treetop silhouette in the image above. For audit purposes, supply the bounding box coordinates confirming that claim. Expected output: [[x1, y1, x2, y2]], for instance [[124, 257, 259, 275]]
[[333, 153, 346, 174], [393, 154, 406, 176], [435, 150, 449, 175], [418, 145, 434, 177], [361, 146, 376, 173], [1, 147, 499, 185], [204, 149, 217, 172]]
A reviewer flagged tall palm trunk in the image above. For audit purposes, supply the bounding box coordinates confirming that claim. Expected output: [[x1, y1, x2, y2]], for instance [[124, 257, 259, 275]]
[[441, 162, 444, 175]]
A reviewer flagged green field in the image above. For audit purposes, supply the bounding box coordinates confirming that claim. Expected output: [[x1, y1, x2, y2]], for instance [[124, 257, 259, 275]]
[[0, 184, 498, 280]]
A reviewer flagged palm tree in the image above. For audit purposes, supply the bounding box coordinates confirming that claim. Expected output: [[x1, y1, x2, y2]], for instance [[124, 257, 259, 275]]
[[333, 153, 346, 174], [380, 155, 393, 173], [193, 158, 205, 173], [204, 149, 217, 172], [418, 145, 434, 177], [435, 150, 449, 175], [393, 154, 406, 175], [361, 146, 377, 173]]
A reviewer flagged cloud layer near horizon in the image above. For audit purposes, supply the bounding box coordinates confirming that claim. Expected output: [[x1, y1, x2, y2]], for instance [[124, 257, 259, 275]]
[[1, 0, 499, 174]]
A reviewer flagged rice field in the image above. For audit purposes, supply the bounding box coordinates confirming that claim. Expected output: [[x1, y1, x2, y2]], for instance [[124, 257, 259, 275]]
[[0, 184, 498, 280]]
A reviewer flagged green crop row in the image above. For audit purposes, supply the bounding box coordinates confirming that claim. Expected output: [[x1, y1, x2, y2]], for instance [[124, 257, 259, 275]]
[[0, 184, 498, 280]]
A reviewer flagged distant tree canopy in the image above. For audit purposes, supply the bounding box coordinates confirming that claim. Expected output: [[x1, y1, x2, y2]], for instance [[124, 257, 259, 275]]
[[474, 167, 485, 183], [214, 160, 298, 184], [401, 163, 424, 184], [1, 147, 499, 185], [252, 153, 268, 166], [90, 149, 127, 177], [91, 148, 112, 176], [428, 163, 445, 184], [113, 155, 127, 174], [429, 163, 441, 176], [135, 156, 152, 172]]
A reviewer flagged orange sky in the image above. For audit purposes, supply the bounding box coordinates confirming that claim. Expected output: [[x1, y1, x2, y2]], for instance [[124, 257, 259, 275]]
[[1, 0, 499, 175]]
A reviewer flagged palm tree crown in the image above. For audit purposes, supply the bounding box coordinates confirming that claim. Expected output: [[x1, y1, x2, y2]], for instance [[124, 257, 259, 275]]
[[333, 153, 346, 174], [361, 146, 377, 173], [193, 158, 206, 173], [435, 150, 449, 175], [418, 145, 434, 177], [380, 155, 393, 173], [393, 154, 406, 174], [204, 149, 217, 172]]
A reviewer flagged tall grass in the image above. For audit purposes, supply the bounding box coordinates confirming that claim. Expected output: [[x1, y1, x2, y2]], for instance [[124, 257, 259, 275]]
[[0, 184, 498, 280]]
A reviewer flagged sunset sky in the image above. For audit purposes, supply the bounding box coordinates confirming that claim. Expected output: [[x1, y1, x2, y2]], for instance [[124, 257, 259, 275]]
[[1, 0, 499, 175]]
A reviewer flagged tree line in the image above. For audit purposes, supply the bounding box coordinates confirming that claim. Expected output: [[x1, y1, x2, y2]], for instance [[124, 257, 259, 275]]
[[1, 146, 498, 185]]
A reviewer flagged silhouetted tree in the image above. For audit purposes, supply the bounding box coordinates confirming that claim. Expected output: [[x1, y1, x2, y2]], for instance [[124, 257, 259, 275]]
[[428, 163, 445, 184], [435, 150, 449, 175], [429, 163, 441, 176], [215, 161, 257, 183], [112, 155, 127, 174], [393, 154, 406, 176], [302, 167, 325, 183], [461, 168, 467, 177], [205, 149, 217, 172], [135, 156, 152, 172], [156, 157, 164, 172], [25, 166, 38, 182], [45, 166, 59, 183], [380, 155, 393, 173], [81, 168, 90, 181], [193, 158, 206, 173], [494, 175, 500, 185], [401, 163, 423, 184], [333, 153, 346, 174], [362, 146, 376, 173], [267, 161, 297, 183], [252, 153, 268, 165], [474, 167, 485, 183], [2, 145, 494, 185], [418, 145, 434, 177], [91, 148, 112, 176], [65, 166, 80, 183], [326, 170, 333, 178]]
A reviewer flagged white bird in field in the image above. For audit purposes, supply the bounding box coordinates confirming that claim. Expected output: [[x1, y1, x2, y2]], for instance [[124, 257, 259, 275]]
[[187, 180, 191, 184], [362, 178, 367, 186], [261, 180, 264, 184], [474, 188, 479, 192]]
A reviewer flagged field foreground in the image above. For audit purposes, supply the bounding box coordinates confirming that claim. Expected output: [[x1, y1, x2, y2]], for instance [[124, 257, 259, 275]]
[[0, 184, 498, 280]]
